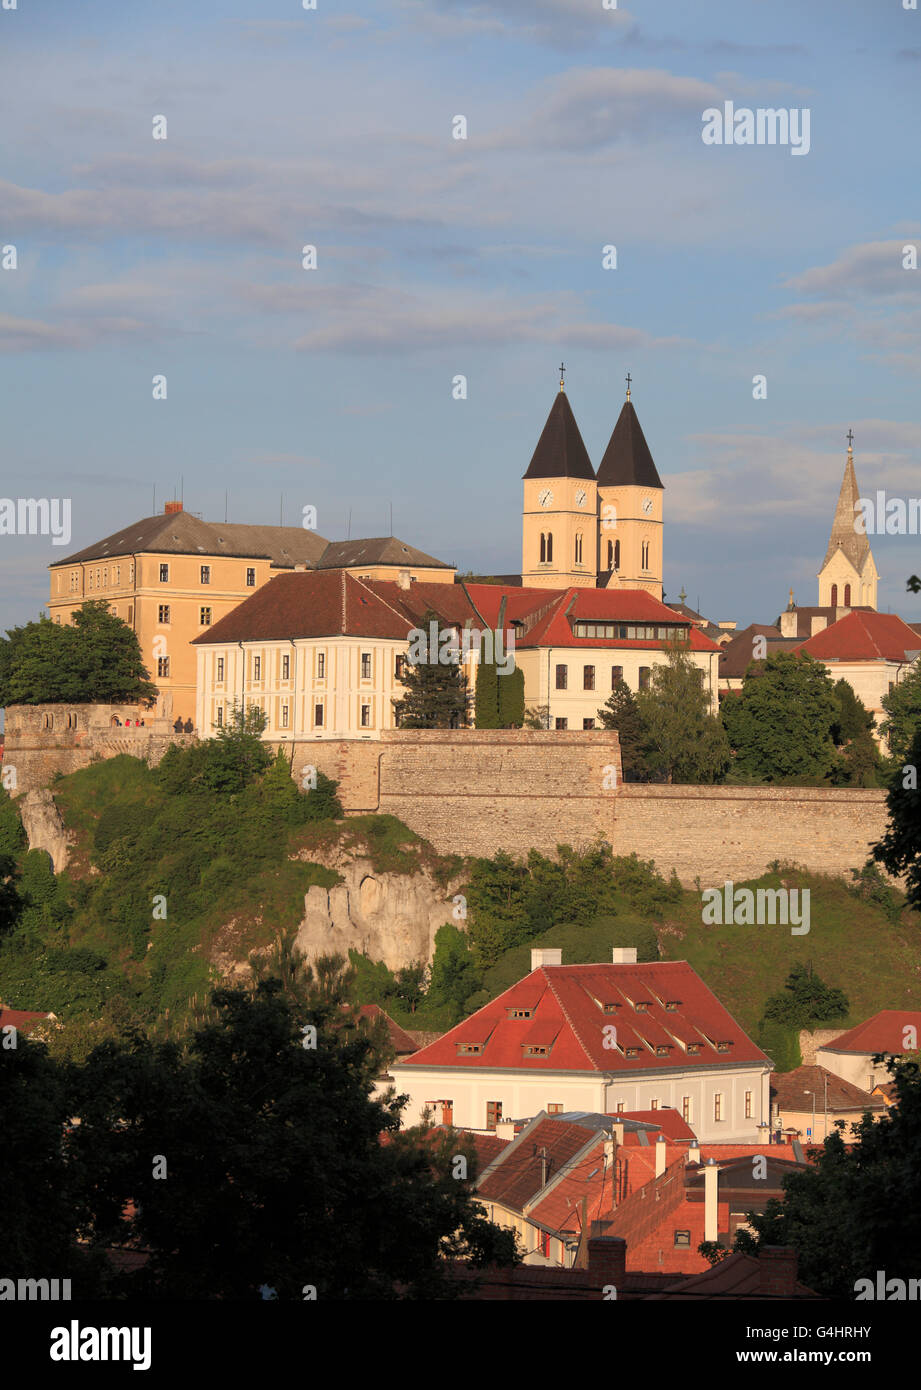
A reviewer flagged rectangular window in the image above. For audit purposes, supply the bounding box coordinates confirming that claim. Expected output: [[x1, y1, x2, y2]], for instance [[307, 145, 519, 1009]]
[[216, 706, 224, 727], [714, 1094, 723, 1122], [674, 1231, 691, 1248], [157, 656, 170, 677], [361, 653, 372, 679], [395, 655, 405, 680], [201, 565, 211, 585], [281, 704, 289, 729], [314, 704, 324, 728], [360, 704, 371, 728], [583, 665, 595, 690], [317, 653, 326, 679], [217, 658, 225, 681], [611, 665, 623, 686], [486, 1101, 502, 1131], [103, 568, 108, 587], [159, 564, 169, 582], [128, 605, 133, 623], [282, 655, 290, 680], [253, 655, 261, 679], [638, 666, 651, 691], [555, 717, 568, 730], [745, 1090, 753, 1119], [547, 1104, 563, 1115], [616, 1102, 625, 1114], [246, 567, 256, 587], [158, 604, 170, 624], [650, 1099, 659, 1110], [682, 1096, 691, 1122], [200, 607, 212, 626], [555, 664, 568, 690], [582, 718, 595, 730]]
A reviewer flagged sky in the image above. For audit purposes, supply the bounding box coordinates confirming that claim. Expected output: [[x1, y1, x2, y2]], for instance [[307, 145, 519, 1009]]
[[1, 0, 919, 629]]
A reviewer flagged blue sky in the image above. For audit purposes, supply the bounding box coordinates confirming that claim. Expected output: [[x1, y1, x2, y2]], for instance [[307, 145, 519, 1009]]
[[2, 0, 919, 629]]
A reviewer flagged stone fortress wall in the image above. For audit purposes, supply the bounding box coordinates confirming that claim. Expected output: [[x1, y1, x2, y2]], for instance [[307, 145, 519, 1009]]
[[3, 708, 889, 884]]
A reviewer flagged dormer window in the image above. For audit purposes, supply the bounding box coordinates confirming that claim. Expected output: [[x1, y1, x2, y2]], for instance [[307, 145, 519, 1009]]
[[625, 1047, 640, 1059], [655, 1045, 670, 1057], [457, 1043, 482, 1056], [508, 1008, 533, 1020], [665, 1001, 679, 1012], [603, 1002, 618, 1014], [525, 1045, 550, 1057], [717, 1041, 732, 1053], [635, 1001, 648, 1013], [687, 1043, 701, 1056]]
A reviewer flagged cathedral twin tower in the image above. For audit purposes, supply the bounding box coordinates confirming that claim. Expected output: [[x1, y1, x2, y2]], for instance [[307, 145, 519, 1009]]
[[521, 375, 664, 599]]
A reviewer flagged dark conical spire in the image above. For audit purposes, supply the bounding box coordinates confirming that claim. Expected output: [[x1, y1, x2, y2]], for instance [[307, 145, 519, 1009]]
[[522, 390, 595, 482], [596, 398, 663, 489]]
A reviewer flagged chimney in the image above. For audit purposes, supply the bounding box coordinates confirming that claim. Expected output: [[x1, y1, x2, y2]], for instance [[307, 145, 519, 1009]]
[[810, 615, 828, 636], [779, 610, 797, 638], [531, 948, 562, 970], [758, 1246, 798, 1299], [686, 1140, 701, 1166], [610, 1121, 625, 1146], [612, 946, 637, 964], [655, 1134, 668, 1177], [397, 568, 412, 590], [293, 563, 308, 572], [717, 620, 736, 631], [704, 1158, 719, 1243], [164, 500, 183, 515], [587, 1236, 627, 1289]]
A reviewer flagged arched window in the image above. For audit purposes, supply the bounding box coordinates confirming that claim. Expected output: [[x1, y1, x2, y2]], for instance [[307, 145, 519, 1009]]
[[844, 583, 851, 606], [606, 539, 614, 570], [614, 539, 620, 570], [641, 540, 650, 570], [546, 532, 553, 563], [540, 532, 546, 563], [830, 583, 838, 607], [575, 532, 583, 564]]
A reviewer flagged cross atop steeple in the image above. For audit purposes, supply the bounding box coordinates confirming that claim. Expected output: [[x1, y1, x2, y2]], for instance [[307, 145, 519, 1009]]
[[847, 428, 854, 452], [559, 362, 566, 392], [625, 371, 632, 401]]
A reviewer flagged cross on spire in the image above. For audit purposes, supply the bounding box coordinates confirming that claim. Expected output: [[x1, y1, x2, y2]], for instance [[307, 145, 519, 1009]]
[[558, 362, 566, 391], [625, 371, 632, 401], [847, 428, 854, 451]]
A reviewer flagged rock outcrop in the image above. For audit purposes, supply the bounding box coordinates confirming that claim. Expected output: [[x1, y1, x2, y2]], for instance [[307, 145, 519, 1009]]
[[294, 855, 461, 970], [18, 788, 71, 873]]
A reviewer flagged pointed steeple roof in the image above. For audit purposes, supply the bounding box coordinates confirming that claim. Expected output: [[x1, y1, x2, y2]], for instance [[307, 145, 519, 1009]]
[[822, 445, 872, 573], [522, 391, 595, 482], [596, 399, 663, 489]]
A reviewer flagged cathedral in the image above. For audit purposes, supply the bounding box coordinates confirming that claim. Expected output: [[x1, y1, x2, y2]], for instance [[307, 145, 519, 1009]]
[[521, 372, 664, 600]]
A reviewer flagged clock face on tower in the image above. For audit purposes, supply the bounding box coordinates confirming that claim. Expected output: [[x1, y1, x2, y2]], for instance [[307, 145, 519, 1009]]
[[538, 488, 554, 508], [642, 496, 654, 515], [575, 488, 587, 507]]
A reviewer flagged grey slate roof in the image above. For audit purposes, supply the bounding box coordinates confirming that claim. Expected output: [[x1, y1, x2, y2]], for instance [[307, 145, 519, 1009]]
[[317, 536, 451, 570], [52, 512, 329, 569]]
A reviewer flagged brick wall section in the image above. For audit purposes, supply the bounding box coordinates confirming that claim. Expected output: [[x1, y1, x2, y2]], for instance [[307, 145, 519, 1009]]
[[373, 729, 622, 859], [614, 784, 889, 885], [3, 703, 195, 795]]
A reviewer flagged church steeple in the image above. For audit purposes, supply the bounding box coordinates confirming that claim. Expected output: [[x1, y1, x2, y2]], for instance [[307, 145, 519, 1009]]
[[595, 382, 664, 600], [522, 388, 595, 482], [521, 378, 597, 589], [596, 395, 664, 490], [817, 432, 878, 610]]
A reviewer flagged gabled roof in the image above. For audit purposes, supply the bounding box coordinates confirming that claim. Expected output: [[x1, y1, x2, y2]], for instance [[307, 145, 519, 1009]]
[[191, 570, 414, 644], [820, 1010, 921, 1055], [522, 391, 595, 482], [477, 1116, 604, 1211], [393, 960, 769, 1074], [355, 1004, 419, 1055], [822, 450, 873, 573], [516, 588, 720, 652], [770, 1065, 884, 1113], [596, 399, 663, 490], [0, 1007, 56, 1036], [52, 512, 329, 568], [643, 1251, 819, 1300], [717, 624, 799, 679], [794, 610, 921, 664], [318, 536, 451, 571]]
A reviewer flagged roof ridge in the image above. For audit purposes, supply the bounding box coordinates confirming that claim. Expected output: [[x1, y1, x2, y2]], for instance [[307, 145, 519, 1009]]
[[544, 969, 603, 1071]]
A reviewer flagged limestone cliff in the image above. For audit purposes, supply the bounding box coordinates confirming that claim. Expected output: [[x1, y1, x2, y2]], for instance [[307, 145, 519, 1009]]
[[17, 789, 72, 874], [294, 852, 462, 970]]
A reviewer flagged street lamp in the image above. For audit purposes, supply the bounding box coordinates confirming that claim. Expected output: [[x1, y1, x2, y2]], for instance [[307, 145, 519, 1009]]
[[804, 1090, 815, 1144]]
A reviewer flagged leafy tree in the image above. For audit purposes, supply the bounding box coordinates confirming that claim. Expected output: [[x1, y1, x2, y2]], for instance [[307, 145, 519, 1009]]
[[69, 974, 516, 1297], [393, 609, 468, 729], [474, 655, 500, 728], [523, 704, 550, 730], [0, 852, 22, 936], [835, 727, 884, 787], [196, 702, 272, 793], [761, 963, 849, 1031], [880, 664, 921, 765], [831, 680, 874, 745], [426, 924, 482, 1022], [722, 652, 840, 783], [0, 601, 157, 706], [497, 664, 525, 728], [755, 1018, 802, 1073], [0, 787, 26, 858], [873, 727, 921, 909], [731, 1058, 921, 1298], [636, 644, 730, 783], [597, 679, 650, 781]]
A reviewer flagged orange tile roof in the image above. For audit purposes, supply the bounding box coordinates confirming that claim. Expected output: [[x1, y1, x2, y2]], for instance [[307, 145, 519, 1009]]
[[794, 610, 921, 663], [821, 1010, 921, 1055]]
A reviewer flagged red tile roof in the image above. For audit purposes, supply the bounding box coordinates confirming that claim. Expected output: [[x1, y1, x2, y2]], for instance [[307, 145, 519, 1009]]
[[770, 1065, 884, 1112], [794, 610, 921, 663], [192, 569, 415, 644], [477, 1118, 601, 1211], [394, 960, 769, 1074], [643, 1251, 819, 1300], [820, 1010, 921, 1055], [619, 1109, 697, 1141], [355, 1004, 419, 1055], [515, 588, 721, 651], [0, 1007, 54, 1036]]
